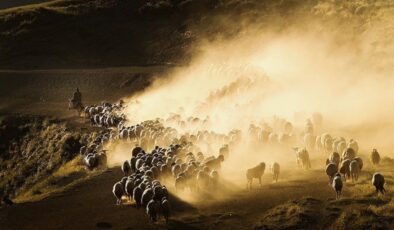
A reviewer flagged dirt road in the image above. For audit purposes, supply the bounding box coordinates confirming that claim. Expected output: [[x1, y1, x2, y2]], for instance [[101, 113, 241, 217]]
[[0, 166, 342, 230]]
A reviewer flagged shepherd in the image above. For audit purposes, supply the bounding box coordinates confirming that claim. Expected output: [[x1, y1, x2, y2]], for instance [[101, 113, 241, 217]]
[[68, 87, 84, 116]]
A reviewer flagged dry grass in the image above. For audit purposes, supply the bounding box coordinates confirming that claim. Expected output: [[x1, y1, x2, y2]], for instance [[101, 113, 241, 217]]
[[14, 156, 88, 203], [0, 115, 89, 199]]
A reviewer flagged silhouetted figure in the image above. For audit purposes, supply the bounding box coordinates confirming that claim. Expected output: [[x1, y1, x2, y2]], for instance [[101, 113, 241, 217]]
[[72, 88, 82, 105], [68, 88, 84, 115]]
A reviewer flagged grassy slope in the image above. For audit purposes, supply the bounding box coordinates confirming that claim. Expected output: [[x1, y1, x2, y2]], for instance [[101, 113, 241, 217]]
[[0, 0, 322, 69], [1, 0, 393, 69]]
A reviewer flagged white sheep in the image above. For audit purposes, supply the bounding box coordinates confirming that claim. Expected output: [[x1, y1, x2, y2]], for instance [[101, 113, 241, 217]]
[[270, 162, 280, 182], [246, 162, 266, 190], [112, 181, 124, 205], [332, 173, 343, 200]]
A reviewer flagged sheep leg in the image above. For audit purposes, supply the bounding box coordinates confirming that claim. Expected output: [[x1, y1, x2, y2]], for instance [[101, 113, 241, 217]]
[[259, 177, 262, 187]]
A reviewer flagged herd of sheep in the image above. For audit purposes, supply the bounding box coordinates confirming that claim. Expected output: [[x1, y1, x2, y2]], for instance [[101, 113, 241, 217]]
[[74, 101, 388, 223]]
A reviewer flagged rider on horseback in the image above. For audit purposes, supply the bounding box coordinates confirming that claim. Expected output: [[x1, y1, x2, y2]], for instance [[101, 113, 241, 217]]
[[69, 88, 84, 115], [72, 88, 82, 106]]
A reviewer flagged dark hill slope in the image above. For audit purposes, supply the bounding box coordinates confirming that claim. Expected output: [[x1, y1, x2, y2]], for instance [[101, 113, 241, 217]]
[[1, 0, 391, 69], [0, 1, 51, 10], [0, 0, 316, 69]]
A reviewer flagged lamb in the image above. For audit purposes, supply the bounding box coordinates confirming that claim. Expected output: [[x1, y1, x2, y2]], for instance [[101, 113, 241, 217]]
[[160, 198, 170, 224], [370, 149, 380, 166], [372, 173, 385, 195], [325, 163, 338, 184], [146, 199, 159, 222], [133, 186, 143, 208], [332, 173, 343, 200], [121, 160, 131, 176], [349, 160, 360, 182], [246, 162, 266, 190], [112, 181, 124, 205], [271, 162, 280, 182]]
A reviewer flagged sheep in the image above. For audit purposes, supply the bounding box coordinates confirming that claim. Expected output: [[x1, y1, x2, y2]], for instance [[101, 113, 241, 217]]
[[219, 144, 229, 160], [246, 162, 266, 190], [348, 139, 359, 154], [120, 177, 128, 192], [85, 154, 98, 169], [152, 185, 164, 201], [342, 147, 356, 161], [196, 170, 210, 191], [204, 155, 225, 171], [332, 173, 343, 200], [125, 179, 134, 200], [160, 198, 170, 224], [370, 149, 380, 166], [210, 170, 219, 188], [112, 182, 124, 205], [130, 157, 137, 172], [122, 160, 131, 176], [349, 160, 360, 182], [336, 141, 347, 156], [339, 159, 351, 181], [320, 133, 333, 152], [293, 148, 311, 170], [329, 152, 340, 167], [141, 188, 154, 208], [271, 162, 280, 182], [325, 163, 338, 185], [372, 173, 385, 195], [133, 186, 143, 208], [146, 199, 159, 222], [162, 186, 169, 199], [171, 164, 181, 178], [135, 159, 145, 171], [353, 157, 363, 170]]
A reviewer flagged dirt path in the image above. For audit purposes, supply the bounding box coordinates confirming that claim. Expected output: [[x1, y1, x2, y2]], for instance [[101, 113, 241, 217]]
[[0, 167, 339, 230]]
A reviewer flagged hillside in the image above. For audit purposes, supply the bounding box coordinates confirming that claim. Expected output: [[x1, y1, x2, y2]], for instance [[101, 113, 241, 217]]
[[0, 0, 51, 10], [2, 0, 392, 69]]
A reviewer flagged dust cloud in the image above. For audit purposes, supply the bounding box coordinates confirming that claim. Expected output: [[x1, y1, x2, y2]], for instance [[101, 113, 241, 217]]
[[107, 3, 394, 200]]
